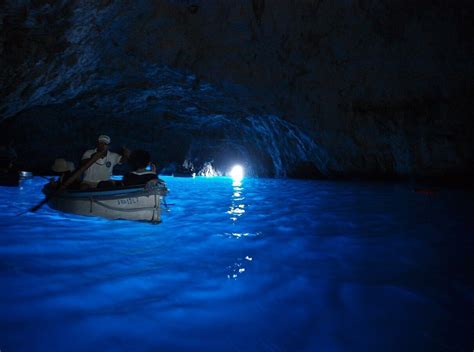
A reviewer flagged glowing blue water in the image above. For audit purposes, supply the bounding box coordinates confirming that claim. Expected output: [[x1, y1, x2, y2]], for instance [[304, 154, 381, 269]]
[[0, 177, 472, 351]]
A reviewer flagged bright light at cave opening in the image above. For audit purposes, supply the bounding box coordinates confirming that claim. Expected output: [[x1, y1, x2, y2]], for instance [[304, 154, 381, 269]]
[[230, 165, 244, 181]]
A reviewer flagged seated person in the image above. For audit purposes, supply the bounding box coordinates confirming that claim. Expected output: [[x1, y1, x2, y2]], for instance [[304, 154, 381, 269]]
[[51, 158, 80, 189], [123, 150, 164, 186], [80, 134, 130, 189]]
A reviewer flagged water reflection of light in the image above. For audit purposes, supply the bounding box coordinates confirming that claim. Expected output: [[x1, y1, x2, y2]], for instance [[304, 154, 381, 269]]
[[228, 179, 246, 222], [227, 261, 245, 279], [224, 232, 261, 238]]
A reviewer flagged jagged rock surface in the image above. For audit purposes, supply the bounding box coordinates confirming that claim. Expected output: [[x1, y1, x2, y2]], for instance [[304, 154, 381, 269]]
[[1, 0, 473, 178]]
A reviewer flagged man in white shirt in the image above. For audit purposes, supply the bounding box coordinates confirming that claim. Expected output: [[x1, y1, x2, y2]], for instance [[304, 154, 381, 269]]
[[81, 135, 130, 188]]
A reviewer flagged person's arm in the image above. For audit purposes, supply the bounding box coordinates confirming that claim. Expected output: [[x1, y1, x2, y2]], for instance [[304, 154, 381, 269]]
[[119, 147, 131, 164], [81, 150, 106, 167], [148, 163, 165, 184]]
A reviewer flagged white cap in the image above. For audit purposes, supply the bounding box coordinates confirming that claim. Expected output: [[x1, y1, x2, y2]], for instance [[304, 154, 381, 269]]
[[98, 135, 111, 144]]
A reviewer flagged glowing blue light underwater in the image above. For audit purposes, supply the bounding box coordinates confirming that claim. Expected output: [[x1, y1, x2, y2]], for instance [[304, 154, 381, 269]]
[[0, 176, 472, 351]]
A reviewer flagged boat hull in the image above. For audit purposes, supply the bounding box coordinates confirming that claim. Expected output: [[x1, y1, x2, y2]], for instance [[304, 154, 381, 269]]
[[44, 186, 166, 223]]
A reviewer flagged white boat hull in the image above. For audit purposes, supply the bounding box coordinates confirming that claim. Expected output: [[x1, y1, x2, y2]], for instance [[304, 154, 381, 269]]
[[44, 186, 166, 223]]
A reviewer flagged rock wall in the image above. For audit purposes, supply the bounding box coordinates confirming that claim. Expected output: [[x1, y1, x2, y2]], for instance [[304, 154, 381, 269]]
[[1, 0, 473, 178]]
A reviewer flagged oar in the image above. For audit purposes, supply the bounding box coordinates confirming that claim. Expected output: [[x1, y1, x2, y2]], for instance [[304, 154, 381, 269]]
[[29, 151, 105, 212]]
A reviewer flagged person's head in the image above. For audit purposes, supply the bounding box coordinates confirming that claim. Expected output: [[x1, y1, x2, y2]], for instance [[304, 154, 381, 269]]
[[96, 135, 111, 152], [52, 158, 75, 174], [130, 150, 151, 170]]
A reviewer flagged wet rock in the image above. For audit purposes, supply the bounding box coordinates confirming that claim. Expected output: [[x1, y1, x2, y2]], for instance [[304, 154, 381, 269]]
[[0, 0, 472, 179]]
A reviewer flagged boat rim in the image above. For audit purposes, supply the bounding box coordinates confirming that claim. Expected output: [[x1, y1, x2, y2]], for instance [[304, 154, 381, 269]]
[[43, 184, 167, 200]]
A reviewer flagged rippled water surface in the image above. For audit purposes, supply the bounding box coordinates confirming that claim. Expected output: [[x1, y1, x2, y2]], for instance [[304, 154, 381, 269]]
[[0, 177, 472, 351]]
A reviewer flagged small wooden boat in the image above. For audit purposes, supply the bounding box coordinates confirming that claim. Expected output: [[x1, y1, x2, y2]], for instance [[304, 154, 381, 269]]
[[42, 183, 168, 223]]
